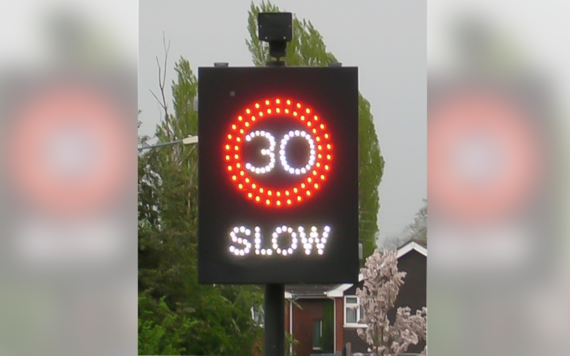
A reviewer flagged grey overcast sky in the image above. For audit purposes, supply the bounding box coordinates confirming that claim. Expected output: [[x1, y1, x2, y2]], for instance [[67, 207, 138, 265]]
[[138, 0, 427, 244]]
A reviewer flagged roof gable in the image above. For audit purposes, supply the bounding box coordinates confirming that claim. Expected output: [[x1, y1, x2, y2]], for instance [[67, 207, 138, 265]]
[[324, 241, 427, 297], [397, 241, 427, 258]]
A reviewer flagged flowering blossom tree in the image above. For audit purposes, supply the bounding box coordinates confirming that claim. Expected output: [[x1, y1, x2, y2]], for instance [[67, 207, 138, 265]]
[[354, 249, 427, 356]]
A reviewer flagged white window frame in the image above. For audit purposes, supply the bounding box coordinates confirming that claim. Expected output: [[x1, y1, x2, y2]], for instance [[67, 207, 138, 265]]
[[344, 295, 367, 327], [250, 305, 264, 328]]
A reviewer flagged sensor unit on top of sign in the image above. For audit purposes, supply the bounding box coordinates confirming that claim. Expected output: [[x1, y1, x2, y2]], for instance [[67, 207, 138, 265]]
[[229, 224, 331, 257]]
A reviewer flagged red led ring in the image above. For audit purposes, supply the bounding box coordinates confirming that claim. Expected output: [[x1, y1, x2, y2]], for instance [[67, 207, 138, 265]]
[[224, 97, 333, 208]]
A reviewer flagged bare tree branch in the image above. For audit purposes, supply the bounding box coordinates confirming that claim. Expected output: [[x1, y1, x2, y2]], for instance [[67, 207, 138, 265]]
[[150, 32, 173, 142]]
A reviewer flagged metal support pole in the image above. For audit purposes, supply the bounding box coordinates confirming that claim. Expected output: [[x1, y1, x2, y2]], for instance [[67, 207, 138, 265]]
[[260, 13, 290, 356], [138, 135, 198, 152], [138, 139, 182, 151], [264, 284, 285, 356]]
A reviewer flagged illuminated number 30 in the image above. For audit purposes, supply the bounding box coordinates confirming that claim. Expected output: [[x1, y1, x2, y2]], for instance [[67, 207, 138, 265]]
[[244, 130, 316, 176], [224, 97, 334, 208]]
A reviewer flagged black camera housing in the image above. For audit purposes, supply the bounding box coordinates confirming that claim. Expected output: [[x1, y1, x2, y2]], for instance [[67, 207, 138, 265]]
[[258, 13, 292, 60]]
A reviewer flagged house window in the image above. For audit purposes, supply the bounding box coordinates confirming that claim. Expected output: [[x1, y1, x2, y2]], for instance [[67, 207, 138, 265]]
[[344, 296, 366, 327], [312, 319, 322, 350]]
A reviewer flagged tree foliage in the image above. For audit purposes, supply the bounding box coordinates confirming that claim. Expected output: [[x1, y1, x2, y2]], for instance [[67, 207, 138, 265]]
[[355, 249, 427, 356], [246, 1, 385, 261], [138, 57, 263, 355], [138, 296, 196, 355]]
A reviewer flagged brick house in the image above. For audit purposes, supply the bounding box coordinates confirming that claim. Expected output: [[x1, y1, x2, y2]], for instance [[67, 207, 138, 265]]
[[284, 241, 427, 356]]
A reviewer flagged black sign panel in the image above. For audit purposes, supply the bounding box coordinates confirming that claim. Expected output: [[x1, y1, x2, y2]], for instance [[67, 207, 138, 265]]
[[198, 67, 358, 284]]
